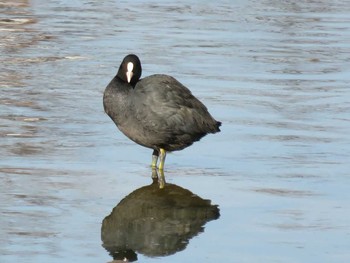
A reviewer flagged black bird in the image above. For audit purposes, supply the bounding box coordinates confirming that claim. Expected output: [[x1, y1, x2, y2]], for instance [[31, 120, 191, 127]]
[[103, 54, 221, 171]]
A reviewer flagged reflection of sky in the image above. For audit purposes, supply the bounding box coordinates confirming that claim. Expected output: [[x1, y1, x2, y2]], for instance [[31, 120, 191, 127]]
[[0, 0, 350, 262]]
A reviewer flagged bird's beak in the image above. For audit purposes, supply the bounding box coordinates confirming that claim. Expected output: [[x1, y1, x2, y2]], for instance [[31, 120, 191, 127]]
[[126, 62, 134, 83]]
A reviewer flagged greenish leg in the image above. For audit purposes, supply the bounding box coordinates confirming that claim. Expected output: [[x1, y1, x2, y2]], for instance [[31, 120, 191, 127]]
[[158, 148, 166, 171], [151, 155, 158, 168], [158, 168, 166, 189], [151, 168, 158, 179], [151, 149, 158, 168]]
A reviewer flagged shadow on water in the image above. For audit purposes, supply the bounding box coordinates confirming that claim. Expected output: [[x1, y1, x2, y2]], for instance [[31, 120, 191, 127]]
[[101, 170, 220, 262]]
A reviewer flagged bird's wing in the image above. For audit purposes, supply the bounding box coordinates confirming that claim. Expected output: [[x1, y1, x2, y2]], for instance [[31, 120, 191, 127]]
[[131, 74, 215, 136]]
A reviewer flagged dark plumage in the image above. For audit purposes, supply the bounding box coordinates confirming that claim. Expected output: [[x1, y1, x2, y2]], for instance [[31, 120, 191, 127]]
[[103, 54, 221, 170]]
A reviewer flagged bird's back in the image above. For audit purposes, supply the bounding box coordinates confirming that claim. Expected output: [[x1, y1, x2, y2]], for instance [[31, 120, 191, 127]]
[[130, 74, 221, 151]]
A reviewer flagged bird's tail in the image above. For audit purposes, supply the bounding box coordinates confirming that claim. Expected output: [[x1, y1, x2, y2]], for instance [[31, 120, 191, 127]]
[[215, 121, 222, 132]]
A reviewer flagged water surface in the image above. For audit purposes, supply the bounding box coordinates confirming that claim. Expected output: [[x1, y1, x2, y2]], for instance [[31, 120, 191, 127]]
[[1, 0, 350, 262]]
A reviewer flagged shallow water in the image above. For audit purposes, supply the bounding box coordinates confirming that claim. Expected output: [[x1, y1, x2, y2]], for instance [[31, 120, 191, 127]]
[[1, 0, 350, 262]]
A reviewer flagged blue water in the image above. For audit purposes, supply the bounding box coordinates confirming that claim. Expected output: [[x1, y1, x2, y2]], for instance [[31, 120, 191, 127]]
[[1, 0, 350, 262]]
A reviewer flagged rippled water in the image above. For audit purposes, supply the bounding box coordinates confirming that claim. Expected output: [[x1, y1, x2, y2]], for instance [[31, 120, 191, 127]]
[[1, 0, 350, 262]]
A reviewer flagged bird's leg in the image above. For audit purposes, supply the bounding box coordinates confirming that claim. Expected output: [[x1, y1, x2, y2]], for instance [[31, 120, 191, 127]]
[[151, 167, 158, 179], [158, 168, 166, 189], [151, 149, 159, 168], [158, 148, 166, 171]]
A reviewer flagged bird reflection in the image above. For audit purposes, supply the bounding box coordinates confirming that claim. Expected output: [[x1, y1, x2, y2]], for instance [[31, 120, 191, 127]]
[[101, 170, 220, 262]]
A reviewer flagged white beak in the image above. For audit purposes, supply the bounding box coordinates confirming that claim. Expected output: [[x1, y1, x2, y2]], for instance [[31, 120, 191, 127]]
[[126, 62, 134, 83]]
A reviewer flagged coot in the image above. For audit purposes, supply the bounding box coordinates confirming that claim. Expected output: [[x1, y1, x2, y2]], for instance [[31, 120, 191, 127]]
[[103, 54, 221, 170]]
